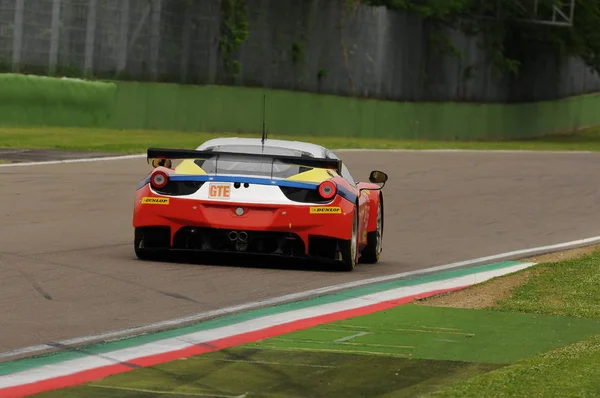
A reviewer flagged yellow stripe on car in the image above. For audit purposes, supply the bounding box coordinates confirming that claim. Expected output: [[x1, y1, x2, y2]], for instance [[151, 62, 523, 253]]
[[287, 168, 336, 183], [175, 159, 207, 175]]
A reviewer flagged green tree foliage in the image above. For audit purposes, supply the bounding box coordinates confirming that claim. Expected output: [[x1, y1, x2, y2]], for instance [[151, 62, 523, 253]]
[[553, 0, 600, 73], [356, 0, 600, 77], [220, 0, 249, 79]]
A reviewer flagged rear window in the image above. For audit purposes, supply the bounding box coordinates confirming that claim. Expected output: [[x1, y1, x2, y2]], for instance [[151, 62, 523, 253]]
[[206, 144, 310, 157], [195, 158, 311, 179]]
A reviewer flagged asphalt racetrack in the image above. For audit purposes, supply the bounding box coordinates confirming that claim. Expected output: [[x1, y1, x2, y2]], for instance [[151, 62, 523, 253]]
[[1, 150, 600, 357]]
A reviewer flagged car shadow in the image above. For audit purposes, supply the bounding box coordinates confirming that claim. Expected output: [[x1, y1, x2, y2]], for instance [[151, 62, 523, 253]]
[[144, 251, 347, 273]]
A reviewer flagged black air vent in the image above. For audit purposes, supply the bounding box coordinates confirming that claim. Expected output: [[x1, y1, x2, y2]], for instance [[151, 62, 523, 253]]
[[154, 181, 204, 196], [279, 187, 330, 203]]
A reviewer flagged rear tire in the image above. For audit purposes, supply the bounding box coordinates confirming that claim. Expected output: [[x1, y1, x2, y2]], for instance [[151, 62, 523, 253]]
[[337, 211, 359, 272], [359, 198, 383, 264]]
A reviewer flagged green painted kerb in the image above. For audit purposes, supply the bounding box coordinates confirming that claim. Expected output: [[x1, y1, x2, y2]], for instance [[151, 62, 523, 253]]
[[0, 260, 527, 376], [1, 73, 600, 140]]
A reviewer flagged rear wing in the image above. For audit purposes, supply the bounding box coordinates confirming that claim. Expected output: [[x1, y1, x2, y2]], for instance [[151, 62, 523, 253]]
[[147, 148, 343, 174]]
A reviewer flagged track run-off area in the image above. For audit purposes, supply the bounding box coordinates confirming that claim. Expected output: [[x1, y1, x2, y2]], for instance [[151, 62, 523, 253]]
[[1, 149, 600, 361]]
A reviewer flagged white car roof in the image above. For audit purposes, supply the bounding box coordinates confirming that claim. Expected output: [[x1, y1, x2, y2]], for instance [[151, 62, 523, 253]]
[[196, 137, 330, 158]]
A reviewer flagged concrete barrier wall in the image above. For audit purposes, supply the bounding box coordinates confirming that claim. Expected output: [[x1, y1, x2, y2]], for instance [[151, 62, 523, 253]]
[[5, 0, 599, 103], [1, 74, 600, 140], [109, 81, 600, 140]]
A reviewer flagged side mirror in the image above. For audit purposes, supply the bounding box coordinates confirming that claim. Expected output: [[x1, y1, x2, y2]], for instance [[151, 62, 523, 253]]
[[369, 170, 388, 185], [360, 170, 388, 192], [152, 158, 172, 169]]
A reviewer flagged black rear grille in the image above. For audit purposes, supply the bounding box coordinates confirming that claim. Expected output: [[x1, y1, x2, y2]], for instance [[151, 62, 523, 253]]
[[308, 236, 339, 260], [173, 227, 306, 256], [279, 187, 330, 204], [154, 181, 204, 196]]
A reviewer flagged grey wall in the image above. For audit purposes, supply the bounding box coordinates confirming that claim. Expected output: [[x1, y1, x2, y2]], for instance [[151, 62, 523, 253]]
[[234, 0, 509, 102], [0, 0, 599, 103]]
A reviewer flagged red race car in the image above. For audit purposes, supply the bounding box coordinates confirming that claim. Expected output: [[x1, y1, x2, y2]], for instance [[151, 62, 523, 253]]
[[132, 138, 388, 271]]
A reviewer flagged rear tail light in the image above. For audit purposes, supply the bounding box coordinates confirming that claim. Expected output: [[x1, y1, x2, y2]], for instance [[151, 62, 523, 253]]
[[151, 170, 169, 189], [318, 181, 337, 199]]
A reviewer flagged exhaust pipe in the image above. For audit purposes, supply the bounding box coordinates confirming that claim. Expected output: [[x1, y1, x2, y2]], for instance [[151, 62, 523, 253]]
[[228, 231, 239, 241], [238, 231, 248, 242]]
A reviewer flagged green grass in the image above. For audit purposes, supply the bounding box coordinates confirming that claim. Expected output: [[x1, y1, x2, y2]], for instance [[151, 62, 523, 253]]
[[3, 126, 600, 153], [427, 334, 600, 398], [493, 252, 600, 319], [246, 304, 600, 364], [426, 251, 600, 397]]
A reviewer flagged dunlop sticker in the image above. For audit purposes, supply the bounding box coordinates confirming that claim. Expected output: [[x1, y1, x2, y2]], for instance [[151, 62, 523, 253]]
[[310, 206, 342, 214], [141, 197, 170, 205]]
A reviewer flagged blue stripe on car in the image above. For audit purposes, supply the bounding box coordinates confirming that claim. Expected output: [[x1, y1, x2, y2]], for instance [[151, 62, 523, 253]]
[[137, 176, 151, 190], [137, 175, 357, 203], [169, 175, 319, 189], [337, 184, 358, 203]]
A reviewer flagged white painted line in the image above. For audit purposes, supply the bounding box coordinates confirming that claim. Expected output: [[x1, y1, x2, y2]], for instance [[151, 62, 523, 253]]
[[0, 261, 535, 388], [334, 331, 370, 342], [0, 154, 145, 168], [0, 235, 598, 362], [0, 147, 595, 169]]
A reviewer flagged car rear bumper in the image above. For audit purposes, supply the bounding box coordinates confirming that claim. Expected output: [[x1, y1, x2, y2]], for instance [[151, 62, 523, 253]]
[[133, 189, 356, 260], [134, 226, 348, 260]]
